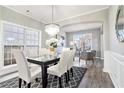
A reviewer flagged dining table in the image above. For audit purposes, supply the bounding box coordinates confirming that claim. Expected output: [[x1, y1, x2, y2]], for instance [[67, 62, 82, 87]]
[[27, 55, 60, 88]]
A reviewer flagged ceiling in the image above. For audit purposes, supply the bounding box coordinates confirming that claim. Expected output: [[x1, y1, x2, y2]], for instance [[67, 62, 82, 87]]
[[5, 5, 109, 24]]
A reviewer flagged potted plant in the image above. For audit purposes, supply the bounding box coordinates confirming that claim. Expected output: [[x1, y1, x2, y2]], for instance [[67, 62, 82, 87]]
[[46, 38, 58, 52]]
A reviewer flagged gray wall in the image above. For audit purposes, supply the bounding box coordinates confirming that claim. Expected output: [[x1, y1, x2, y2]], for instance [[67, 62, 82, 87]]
[[0, 6, 49, 48], [58, 9, 109, 54], [0, 6, 44, 30], [109, 6, 124, 56], [0, 6, 1, 19], [66, 28, 101, 57]]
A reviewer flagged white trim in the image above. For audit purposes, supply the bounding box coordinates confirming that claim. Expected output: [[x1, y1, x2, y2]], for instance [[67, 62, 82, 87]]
[[0, 72, 18, 83], [100, 57, 104, 60], [55, 7, 109, 23], [111, 51, 124, 65], [0, 64, 37, 83], [103, 50, 110, 73], [95, 57, 104, 59], [0, 20, 4, 69], [0, 64, 17, 76], [109, 73, 119, 88], [104, 51, 124, 88], [103, 68, 110, 73]]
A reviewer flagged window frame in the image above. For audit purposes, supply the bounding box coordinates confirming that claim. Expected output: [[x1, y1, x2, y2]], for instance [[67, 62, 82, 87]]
[[0, 20, 42, 71]]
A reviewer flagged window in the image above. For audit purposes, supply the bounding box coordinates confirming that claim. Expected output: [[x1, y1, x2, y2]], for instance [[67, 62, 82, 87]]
[[73, 33, 82, 49], [81, 34, 92, 50], [73, 33, 92, 51], [25, 30, 39, 58], [3, 23, 40, 66]]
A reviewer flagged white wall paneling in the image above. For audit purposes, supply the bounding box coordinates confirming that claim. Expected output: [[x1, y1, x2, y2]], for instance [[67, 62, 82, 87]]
[[104, 51, 124, 88]]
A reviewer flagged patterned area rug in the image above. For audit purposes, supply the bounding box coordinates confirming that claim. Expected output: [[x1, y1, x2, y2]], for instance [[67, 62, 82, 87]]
[[0, 66, 87, 88]]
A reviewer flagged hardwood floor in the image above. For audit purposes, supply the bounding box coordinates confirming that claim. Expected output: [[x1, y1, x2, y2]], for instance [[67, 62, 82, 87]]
[[78, 58, 114, 88]]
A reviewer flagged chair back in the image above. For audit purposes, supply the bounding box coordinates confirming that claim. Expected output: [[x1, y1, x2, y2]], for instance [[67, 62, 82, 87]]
[[80, 51, 87, 59], [80, 50, 96, 60], [91, 50, 96, 57], [68, 49, 76, 70], [12, 49, 31, 83], [58, 49, 70, 74]]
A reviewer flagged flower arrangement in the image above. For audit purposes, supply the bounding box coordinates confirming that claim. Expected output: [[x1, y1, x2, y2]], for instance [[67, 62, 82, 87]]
[[46, 38, 58, 48]]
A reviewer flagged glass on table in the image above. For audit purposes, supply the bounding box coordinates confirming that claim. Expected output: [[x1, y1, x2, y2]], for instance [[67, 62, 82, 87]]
[[33, 54, 58, 61]]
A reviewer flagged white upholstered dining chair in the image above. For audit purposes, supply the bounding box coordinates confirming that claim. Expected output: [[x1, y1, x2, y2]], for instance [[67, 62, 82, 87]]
[[47, 49, 71, 87], [67, 49, 76, 80], [12, 49, 41, 88]]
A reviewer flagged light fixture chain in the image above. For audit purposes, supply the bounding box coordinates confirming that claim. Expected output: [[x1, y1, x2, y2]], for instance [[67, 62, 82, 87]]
[[45, 5, 59, 36], [52, 5, 54, 23]]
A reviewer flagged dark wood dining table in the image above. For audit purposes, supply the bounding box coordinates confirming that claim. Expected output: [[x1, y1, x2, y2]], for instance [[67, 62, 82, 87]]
[[27, 56, 60, 88]]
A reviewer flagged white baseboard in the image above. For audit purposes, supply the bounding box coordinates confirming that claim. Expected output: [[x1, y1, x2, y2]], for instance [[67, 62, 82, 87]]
[[100, 57, 104, 60], [0, 64, 17, 76], [103, 68, 110, 73], [103, 50, 110, 73], [0, 72, 18, 83], [95, 57, 104, 60], [109, 73, 119, 88]]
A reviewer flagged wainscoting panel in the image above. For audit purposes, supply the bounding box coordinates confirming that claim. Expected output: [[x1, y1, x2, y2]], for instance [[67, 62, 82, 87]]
[[109, 52, 124, 88]]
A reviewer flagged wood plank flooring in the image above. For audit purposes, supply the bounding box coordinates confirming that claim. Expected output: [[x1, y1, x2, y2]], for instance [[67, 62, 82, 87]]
[[78, 58, 114, 88]]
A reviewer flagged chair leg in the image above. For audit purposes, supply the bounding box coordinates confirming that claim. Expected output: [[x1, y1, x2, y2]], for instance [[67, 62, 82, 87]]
[[24, 81, 26, 85], [54, 76, 57, 79], [19, 78, 22, 88], [70, 68, 73, 77], [92, 60, 94, 64], [27, 83, 31, 88], [92, 58, 94, 64], [86, 60, 87, 65], [73, 57, 75, 61], [67, 70, 70, 81], [65, 73, 68, 83], [35, 78, 39, 82], [59, 77, 62, 88]]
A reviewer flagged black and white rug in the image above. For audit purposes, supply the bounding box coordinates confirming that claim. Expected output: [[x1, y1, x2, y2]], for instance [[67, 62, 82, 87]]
[[0, 66, 87, 88]]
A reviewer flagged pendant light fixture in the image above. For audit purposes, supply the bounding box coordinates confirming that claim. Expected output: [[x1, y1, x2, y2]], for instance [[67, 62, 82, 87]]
[[45, 5, 60, 36]]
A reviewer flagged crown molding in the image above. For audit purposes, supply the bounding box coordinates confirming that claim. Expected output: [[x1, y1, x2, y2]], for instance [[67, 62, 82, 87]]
[[55, 6, 109, 23]]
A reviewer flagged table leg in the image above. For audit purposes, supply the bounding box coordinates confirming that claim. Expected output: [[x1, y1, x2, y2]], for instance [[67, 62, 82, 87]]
[[79, 51, 80, 65], [41, 65, 48, 88]]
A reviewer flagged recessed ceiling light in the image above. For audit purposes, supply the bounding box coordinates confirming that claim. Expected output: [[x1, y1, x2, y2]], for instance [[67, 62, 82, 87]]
[[26, 10, 30, 13]]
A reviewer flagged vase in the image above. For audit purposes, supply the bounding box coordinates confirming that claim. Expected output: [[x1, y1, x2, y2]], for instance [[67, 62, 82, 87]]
[[50, 48, 55, 52], [49, 48, 57, 57]]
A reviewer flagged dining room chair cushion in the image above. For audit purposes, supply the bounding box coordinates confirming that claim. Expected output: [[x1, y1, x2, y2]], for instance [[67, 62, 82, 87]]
[[47, 49, 70, 77], [47, 64, 61, 77], [30, 66, 41, 80]]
